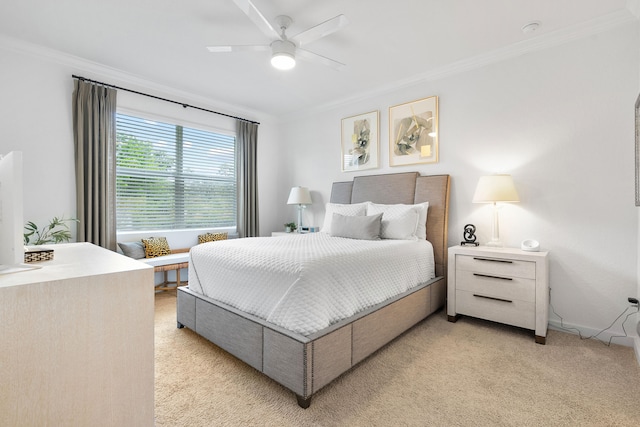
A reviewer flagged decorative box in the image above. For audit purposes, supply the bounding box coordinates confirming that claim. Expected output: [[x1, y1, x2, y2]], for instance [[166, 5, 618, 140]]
[[24, 246, 54, 263]]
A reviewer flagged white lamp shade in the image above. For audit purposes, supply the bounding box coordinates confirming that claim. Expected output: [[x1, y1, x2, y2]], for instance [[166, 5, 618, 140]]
[[472, 174, 520, 203], [287, 187, 312, 205]]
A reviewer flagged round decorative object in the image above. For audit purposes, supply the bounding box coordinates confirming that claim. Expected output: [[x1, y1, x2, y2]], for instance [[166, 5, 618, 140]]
[[521, 239, 540, 252], [461, 224, 479, 246]]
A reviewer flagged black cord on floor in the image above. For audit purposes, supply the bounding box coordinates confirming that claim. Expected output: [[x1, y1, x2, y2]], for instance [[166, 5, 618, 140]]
[[549, 293, 639, 346]]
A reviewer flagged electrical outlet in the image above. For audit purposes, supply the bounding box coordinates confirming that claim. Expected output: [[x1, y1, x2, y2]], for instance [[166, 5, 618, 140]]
[[628, 297, 639, 305]]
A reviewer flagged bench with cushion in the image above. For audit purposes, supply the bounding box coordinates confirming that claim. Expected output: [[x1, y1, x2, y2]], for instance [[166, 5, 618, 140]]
[[141, 248, 190, 291], [117, 232, 228, 292]]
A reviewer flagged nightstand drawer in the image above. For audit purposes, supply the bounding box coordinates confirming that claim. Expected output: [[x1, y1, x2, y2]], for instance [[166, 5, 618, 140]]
[[455, 270, 535, 302], [456, 290, 535, 330], [456, 254, 535, 279]]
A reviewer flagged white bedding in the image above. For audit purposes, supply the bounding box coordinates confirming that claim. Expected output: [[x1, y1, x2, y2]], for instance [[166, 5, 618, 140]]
[[188, 233, 435, 336]]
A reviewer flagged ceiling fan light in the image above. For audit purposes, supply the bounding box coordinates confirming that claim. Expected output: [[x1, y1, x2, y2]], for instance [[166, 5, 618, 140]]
[[271, 52, 295, 70], [271, 39, 296, 70]]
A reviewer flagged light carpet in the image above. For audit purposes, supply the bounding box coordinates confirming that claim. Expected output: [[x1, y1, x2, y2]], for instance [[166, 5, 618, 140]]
[[154, 293, 640, 426]]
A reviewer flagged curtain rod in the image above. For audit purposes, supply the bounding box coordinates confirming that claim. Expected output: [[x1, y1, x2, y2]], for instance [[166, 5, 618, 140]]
[[71, 75, 260, 125]]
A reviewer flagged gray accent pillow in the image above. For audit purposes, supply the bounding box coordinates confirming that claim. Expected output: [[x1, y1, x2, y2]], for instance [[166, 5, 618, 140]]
[[321, 202, 368, 234], [330, 213, 383, 240], [118, 241, 146, 259]]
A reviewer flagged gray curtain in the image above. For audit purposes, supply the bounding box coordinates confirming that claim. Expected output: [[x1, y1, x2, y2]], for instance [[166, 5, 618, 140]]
[[72, 80, 117, 251], [236, 120, 259, 237]]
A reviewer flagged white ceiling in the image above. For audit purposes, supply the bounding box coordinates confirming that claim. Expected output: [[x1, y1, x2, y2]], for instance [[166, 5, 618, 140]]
[[0, 0, 634, 118]]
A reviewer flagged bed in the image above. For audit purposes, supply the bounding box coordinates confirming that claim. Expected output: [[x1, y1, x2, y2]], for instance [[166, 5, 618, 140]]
[[177, 172, 450, 408]]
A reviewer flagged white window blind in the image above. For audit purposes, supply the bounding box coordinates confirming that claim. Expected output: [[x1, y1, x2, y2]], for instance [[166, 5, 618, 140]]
[[116, 113, 236, 231]]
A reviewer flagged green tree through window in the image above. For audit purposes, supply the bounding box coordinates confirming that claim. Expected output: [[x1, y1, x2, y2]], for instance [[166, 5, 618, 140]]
[[115, 113, 236, 231]]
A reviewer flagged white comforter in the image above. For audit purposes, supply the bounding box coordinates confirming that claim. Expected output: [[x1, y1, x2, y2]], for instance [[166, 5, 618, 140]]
[[188, 233, 435, 336]]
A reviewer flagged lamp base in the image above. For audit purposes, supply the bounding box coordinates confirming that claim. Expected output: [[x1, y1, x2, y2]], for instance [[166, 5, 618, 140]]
[[487, 203, 503, 248], [485, 240, 503, 248]]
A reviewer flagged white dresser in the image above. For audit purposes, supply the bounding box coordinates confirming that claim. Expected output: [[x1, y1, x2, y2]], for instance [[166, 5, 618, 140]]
[[447, 245, 550, 344], [0, 243, 155, 426]]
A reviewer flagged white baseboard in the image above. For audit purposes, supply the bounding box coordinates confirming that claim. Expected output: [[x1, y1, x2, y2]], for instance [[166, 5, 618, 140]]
[[548, 320, 636, 348]]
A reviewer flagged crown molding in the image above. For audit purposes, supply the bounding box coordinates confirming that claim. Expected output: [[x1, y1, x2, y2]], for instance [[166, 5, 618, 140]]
[[1, 6, 635, 126], [0, 34, 271, 124], [279, 9, 637, 123]]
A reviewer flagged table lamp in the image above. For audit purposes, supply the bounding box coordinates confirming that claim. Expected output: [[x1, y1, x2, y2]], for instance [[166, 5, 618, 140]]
[[287, 186, 312, 232], [472, 174, 519, 247]]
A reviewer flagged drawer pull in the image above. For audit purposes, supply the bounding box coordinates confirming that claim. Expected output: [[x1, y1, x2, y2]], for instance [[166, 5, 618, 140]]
[[473, 273, 513, 281], [473, 293, 513, 303], [473, 257, 513, 264]]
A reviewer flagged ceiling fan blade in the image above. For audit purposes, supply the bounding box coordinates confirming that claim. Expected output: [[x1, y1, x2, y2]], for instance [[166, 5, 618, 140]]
[[206, 45, 269, 53], [292, 14, 349, 46], [297, 48, 345, 71], [232, 0, 280, 40]]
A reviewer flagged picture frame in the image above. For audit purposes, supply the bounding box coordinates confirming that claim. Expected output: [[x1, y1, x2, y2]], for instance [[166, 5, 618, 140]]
[[636, 92, 640, 206], [341, 110, 379, 172], [389, 96, 438, 167]]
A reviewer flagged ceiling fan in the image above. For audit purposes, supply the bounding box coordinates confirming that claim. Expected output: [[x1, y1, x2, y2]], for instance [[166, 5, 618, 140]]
[[207, 0, 349, 71]]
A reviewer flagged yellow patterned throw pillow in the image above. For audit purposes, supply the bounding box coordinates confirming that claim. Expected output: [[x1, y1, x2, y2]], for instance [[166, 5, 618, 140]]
[[141, 237, 171, 258], [198, 232, 228, 244]]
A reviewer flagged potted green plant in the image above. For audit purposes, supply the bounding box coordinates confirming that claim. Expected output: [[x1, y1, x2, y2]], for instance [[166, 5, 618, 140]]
[[24, 216, 78, 245], [284, 222, 297, 233]]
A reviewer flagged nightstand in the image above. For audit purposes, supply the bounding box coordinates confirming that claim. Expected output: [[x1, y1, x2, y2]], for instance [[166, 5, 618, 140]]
[[447, 245, 550, 344]]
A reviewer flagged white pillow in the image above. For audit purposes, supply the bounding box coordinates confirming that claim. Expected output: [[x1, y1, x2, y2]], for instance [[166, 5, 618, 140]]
[[414, 202, 429, 240], [330, 213, 382, 240], [367, 202, 429, 240], [321, 202, 367, 234]]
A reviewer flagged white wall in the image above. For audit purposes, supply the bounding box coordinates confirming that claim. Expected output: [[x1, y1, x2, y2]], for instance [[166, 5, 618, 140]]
[[1, 47, 76, 230], [0, 42, 281, 242], [276, 23, 640, 345]]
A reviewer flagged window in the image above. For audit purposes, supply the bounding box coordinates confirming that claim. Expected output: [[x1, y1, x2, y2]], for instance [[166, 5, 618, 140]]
[[115, 113, 236, 231]]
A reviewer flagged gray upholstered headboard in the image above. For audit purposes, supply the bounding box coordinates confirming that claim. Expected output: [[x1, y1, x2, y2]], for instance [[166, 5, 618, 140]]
[[330, 172, 450, 279]]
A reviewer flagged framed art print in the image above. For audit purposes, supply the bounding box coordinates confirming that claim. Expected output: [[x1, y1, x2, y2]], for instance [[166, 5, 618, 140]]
[[389, 96, 438, 166], [341, 110, 379, 172]]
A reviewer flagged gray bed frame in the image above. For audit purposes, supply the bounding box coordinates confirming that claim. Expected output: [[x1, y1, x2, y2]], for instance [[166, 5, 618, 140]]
[[177, 172, 450, 408]]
